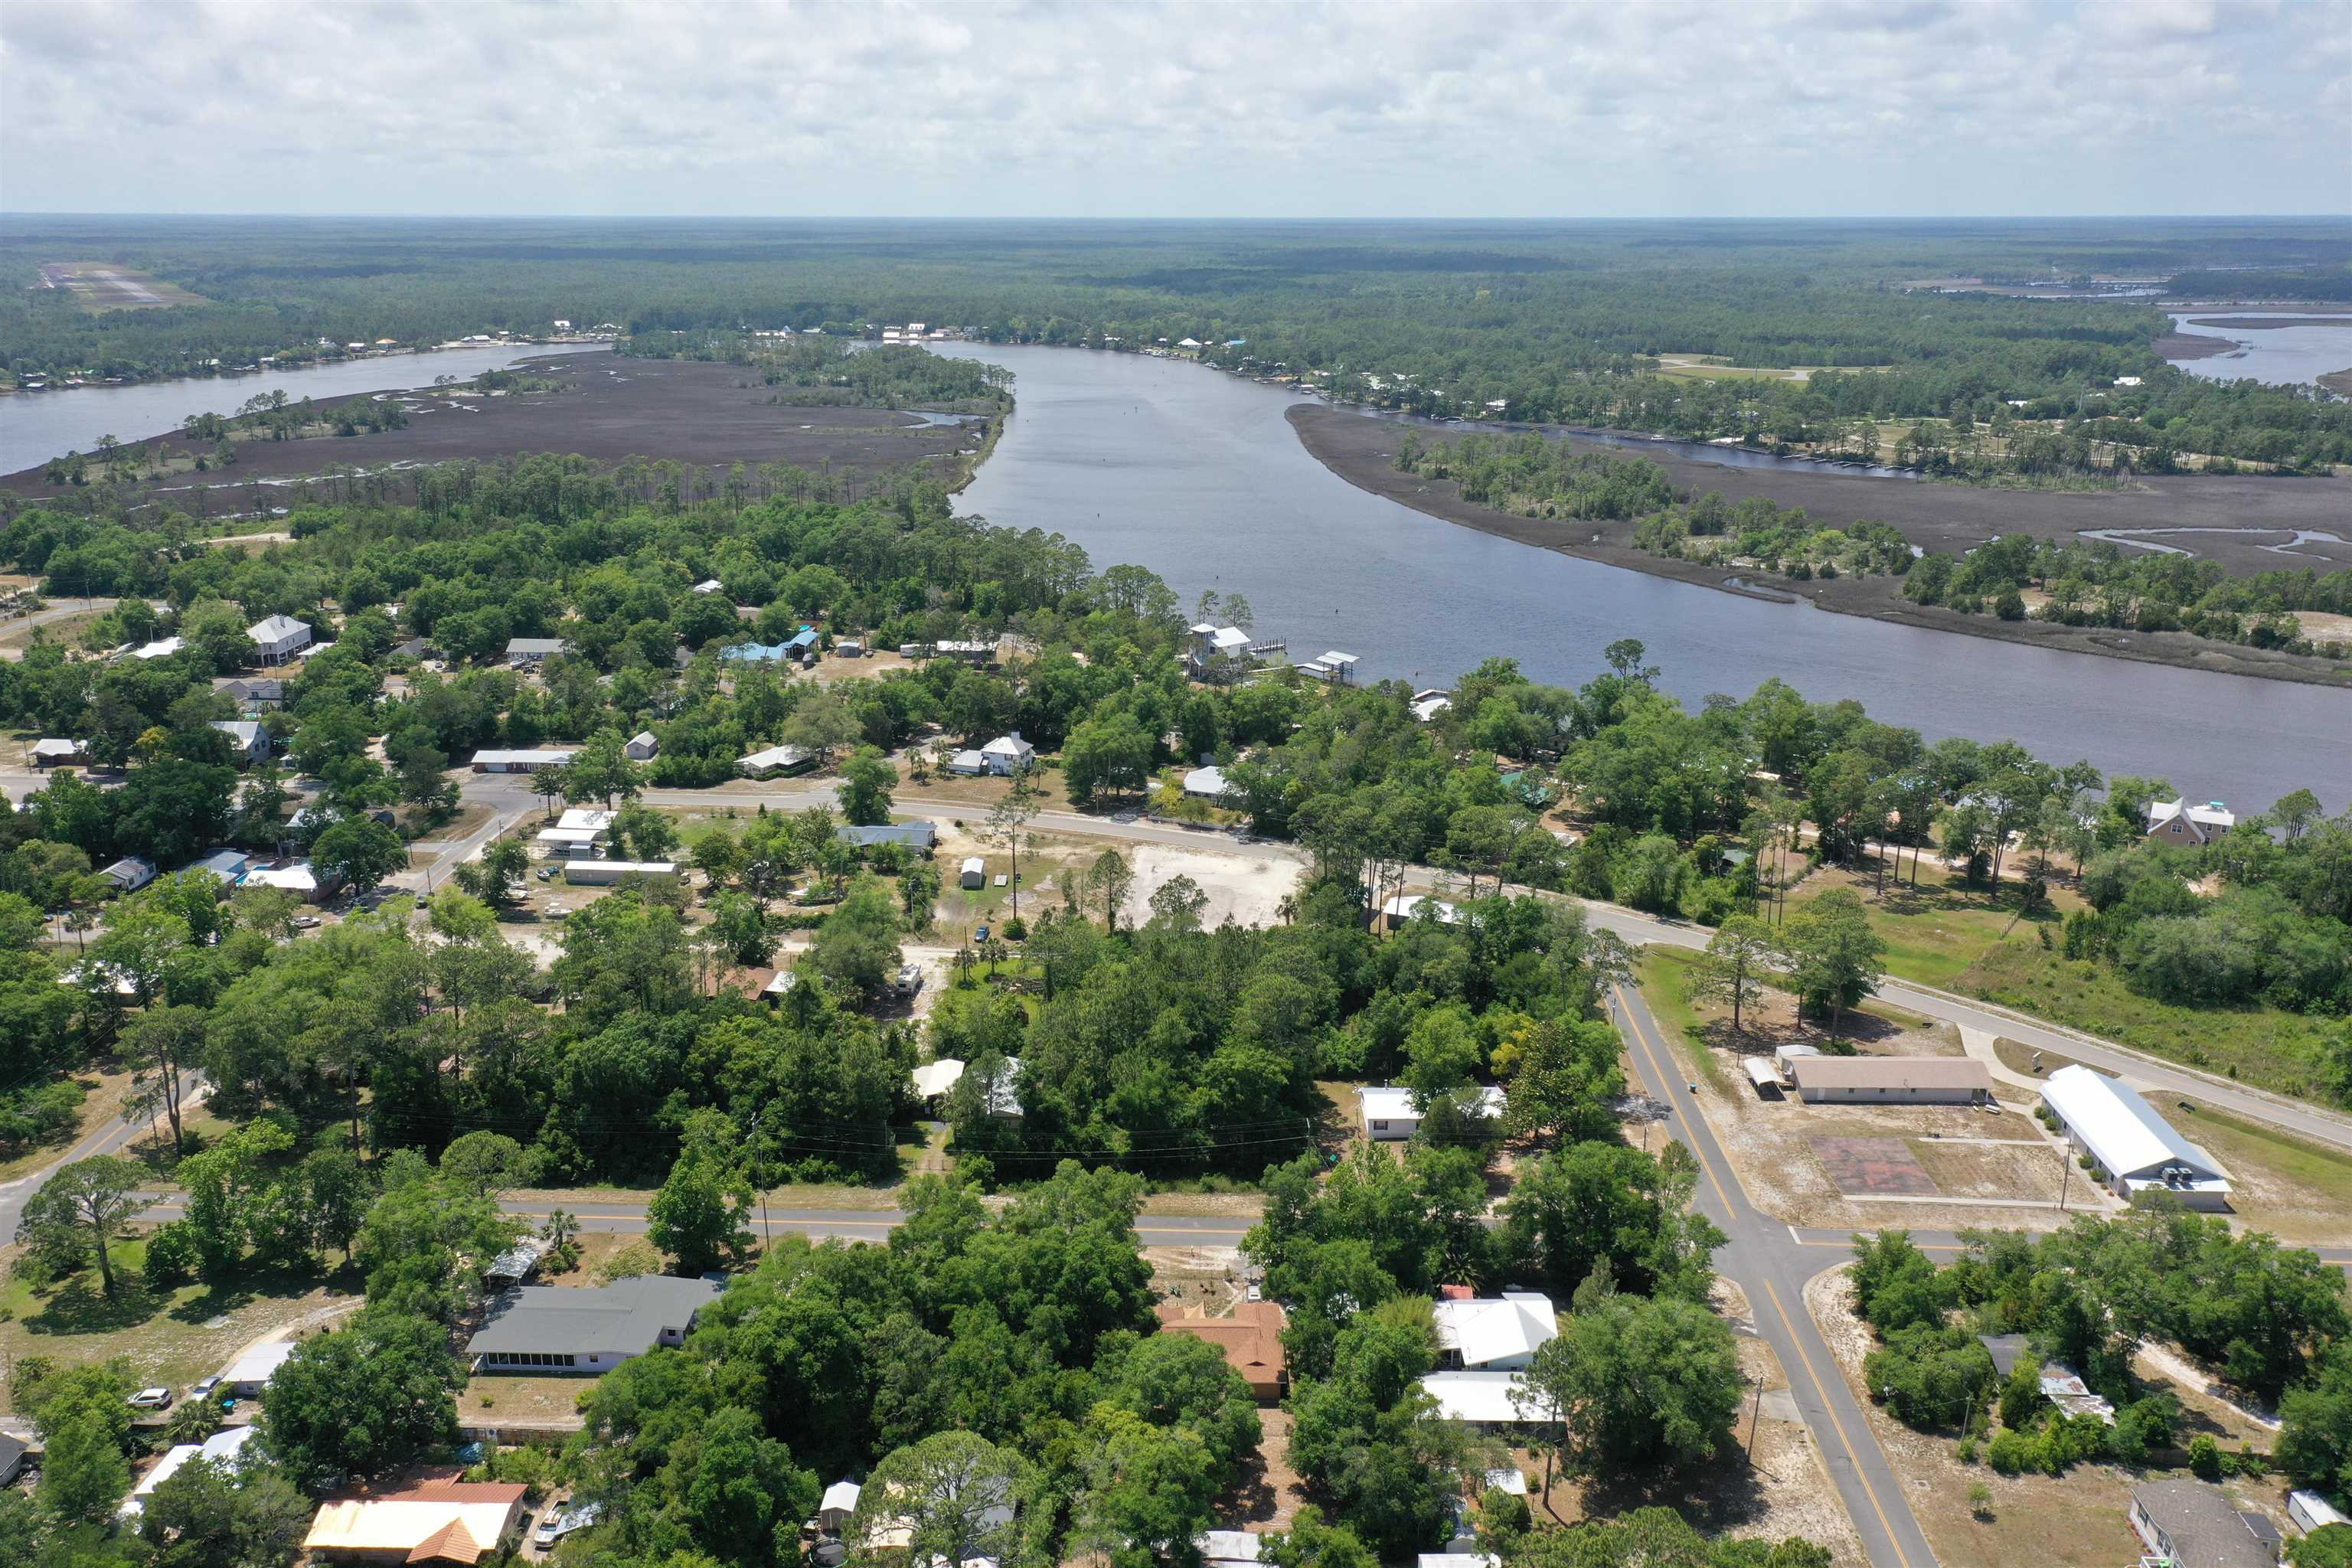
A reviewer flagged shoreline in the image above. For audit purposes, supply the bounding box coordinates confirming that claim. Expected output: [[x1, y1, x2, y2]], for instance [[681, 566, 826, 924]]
[[1286, 405, 2352, 691], [0, 337, 606, 398]]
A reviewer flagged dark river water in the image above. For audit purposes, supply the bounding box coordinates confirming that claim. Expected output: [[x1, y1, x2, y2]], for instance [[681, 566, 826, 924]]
[[0, 344, 609, 474], [941, 343, 2349, 812]]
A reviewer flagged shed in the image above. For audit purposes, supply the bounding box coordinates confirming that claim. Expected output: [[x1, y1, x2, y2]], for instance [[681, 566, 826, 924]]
[[2042, 1065, 2232, 1208], [1200, 1531, 1264, 1568], [818, 1480, 862, 1532], [0, 1432, 25, 1488], [101, 857, 158, 893], [1784, 1056, 1993, 1105], [2291, 1491, 2349, 1534], [960, 855, 986, 889], [625, 730, 659, 761], [220, 1337, 299, 1396]]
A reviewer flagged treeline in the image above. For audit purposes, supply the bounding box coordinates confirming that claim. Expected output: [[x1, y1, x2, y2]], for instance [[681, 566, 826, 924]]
[[1391, 430, 1674, 518], [625, 332, 1014, 410], [1904, 532, 2350, 657]]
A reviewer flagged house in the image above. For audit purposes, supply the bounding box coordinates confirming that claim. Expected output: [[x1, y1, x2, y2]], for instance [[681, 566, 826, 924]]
[[2115, 376, 2145, 388], [1423, 1557, 1501, 1568], [220, 1338, 300, 1397], [838, 821, 938, 851], [739, 743, 815, 779], [241, 860, 328, 897], [122, 1427, 257, 1517], [534, 807, 617, 860], [762, 969, 800, 1003], [304, 1478, 528, 1566], [1417, 1370, 1547, 1429], [1376, 893, 1461, 932], [910, 1058, 967, 1100], [247, 614, 313, 664], [835, 638, 864, 658], [505, 637, 572, 667], [1359, 1083, 1504, 1140], [1433, 1292, 1558, 1370], [0, 1432, 25, 1488], [562, 860, 678, 887], [1155, 1300, 1288, 1400], [470, 746, 579, 774], [1182, 766, 1228, 799], [1772, 1043, 1821, 1079], [468, 1274, 726, 1374], [217, 677, 286, 709], [1200, 1531, 1264, 1568], [2128, 1480, 2282, 1568], [723, 628, 818, 665], [129, 635, 185, 661], [2042, 1064, 2233, 1209], [552, 318, 573, 332], [818, 1480, 862, 1534], [2147, 798, 2236, 848], [625, 730, 660, 761], [975, 733, 1036, 776], [1410, 691, 1453, 723], [947, 748, 988, 776], [1782, 1056, 1994, 1106], [960, 855, 986, 889], [100, 857, 158, 893], [209, 720, 271, 764], [1187, 622, 1255, 668], [855, 1472, 1014, 1553], [183, 848, 250, 889], [692, 578, 724, 595], [976, 1056, 1024, 1118], [30, 737, 89, 768]]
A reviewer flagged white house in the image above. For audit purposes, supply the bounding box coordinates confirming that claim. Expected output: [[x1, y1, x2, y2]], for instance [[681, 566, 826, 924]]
[[209, 720, 271, 764], [30, 737, 90, 768], [2042, 1064, 2232, 1209], [1410, 691, 1452, 723], [739, 744, 815, 779], [246, 614, 313, 665], [2146, 798, 2236, 848], [1359, 1083, 1504, 1141], [818, 1481, 862, 1534], [101, 857, 158, 893], [625, 730, 660, 761], [220, 1338, 300, 1396], [1183, 765, 1227, 799], [1417, 1370, 1547, 1429], [472, 746, 580, 773], [535, 807, 616, 859], [910, 1058, 967, 1099], [1433, 1292, 1558, 1370], [980, 733, 1037, 775], [1377, 893, 1461, 932], [242, 861, 328, 897], [1200, 1533, 1263, 1568], [120, 1427, 257, 1518]]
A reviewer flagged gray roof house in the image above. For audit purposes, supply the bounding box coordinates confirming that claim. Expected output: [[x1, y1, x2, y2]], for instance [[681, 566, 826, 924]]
[[2128, 1481, 2282, 1568], [209, 720, 271, 764], [468, 1275, 726, 1374], [505, 637, 573, 665], [837, 822, 937, 851]]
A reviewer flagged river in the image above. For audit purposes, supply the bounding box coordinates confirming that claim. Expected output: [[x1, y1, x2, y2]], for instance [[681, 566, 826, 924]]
[[0, 344, 609, 474], [940, 342, 2349, 812], [2161, 311, 2352, 387]]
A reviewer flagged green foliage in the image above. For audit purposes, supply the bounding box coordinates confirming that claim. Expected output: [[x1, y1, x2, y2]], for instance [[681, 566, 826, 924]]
[[1517, 1293, 1744, 1475], [1863, 1324, 1994, 1431], [260, 1306, 465, 1489]]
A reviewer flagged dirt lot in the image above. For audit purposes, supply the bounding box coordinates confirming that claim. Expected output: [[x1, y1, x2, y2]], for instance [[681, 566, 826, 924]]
[[1118, 840, 1303, 930], [1292, 406, 2352, 687], [0, 354, 984, 502]]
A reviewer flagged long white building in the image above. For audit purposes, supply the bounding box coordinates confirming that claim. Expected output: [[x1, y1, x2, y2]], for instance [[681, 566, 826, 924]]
[[2040, 1065, 2232, 1210]]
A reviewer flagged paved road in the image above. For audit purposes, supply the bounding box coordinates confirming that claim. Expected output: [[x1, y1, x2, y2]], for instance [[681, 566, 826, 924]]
[[0, 596, 122, 662], [0, 1076, 205, 1246], [1609, 978, 1937, 1568]]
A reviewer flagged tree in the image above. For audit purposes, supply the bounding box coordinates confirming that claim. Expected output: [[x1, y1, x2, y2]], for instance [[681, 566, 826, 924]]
[[260, 1308, 463, 1488], [839, 746, 898, 826], [808, 874, 903, 1003], [311, 817, 407, 896], [15, 1155, 142, 1295], [1521, 1293, 1742, 1474], [123, 1004, 205, 1152], [1261, 1506, 1377, 1568], [2294, 1527, 2352, 1568], [137, 1456, 312, 1568], [898, 861, 941, 929], [848, 1432, 1028, 1565], [648, 1146, 752, 1273], [707, 892, 774, 969], [455, 835, 530, 906], [1782, 887, 1886, 1040], [564, 730, 645, 808], [1691, 915, 1776, 1037], [39, 1403, 130, 1524], [1147, 874, 1209, 933], [2278, 1343, 2352, 1504], [985, 770, 1044, 924], [1088, 847, 1134, 930]]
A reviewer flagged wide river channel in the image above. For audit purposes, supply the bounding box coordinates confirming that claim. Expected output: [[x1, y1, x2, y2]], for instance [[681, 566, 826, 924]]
[[940, 343, 2350, 812], [0, 343, 608, 475]]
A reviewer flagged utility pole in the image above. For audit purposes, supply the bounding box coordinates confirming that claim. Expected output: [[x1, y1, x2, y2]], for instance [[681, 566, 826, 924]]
[[744, 1112, 772, 1250]]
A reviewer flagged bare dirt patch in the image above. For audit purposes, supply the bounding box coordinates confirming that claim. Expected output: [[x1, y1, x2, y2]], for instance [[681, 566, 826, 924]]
[[1815, 1138, 1939, 1197], [1119, 841, 1304, 931]]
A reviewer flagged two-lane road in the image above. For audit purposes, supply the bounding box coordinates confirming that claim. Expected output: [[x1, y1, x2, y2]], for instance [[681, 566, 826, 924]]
[[1609, 980, 1938, 1568]]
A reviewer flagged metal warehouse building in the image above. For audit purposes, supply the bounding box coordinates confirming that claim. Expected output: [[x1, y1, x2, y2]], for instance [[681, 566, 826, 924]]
[[1784, 1056, 1994, 1106]]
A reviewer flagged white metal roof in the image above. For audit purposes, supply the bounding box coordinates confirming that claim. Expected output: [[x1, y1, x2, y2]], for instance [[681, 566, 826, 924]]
[[475, 747, 579, 766], [982, 733, 1034, 756], [556, 808, 616, 832], [1183, 766, 1227, 796], [1359, 1085, 1504, 1122], [1482, 1468, 1527, 1496], [2043, 1065, 2229, 1187], [822, 1479, 862, 1514], [911, 1059, 967, 1098], [1433, 1292, 1557, 1368], [221, 1337, 299, 1385], [1417, 1370, 1543, 1423], [247, 613, 311, 643], [1379, 893, 1460, 924], [1200, 1532, 1263, 1567]]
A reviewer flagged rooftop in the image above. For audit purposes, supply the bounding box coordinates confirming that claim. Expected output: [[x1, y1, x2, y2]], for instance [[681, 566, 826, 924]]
[[303, 1479, 526, 1565], [1155, 1300, 1285, 1390], [2043, 1065, 2229, 1188], [467, 1275, 725, 1358], [1433, 1292, 1558, 1368], [2131, 1479, 2280, 1568], [1785, 1056, 1994, 1095]]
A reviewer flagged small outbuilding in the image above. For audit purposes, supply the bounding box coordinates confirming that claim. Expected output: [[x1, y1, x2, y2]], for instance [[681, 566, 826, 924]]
[[625, 730, 660, 761], [959, 855, 986, 889], [101, 857, 158, 894]]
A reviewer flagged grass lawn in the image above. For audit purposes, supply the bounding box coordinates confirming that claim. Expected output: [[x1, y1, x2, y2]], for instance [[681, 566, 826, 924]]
[[1790, 859, 2076, 990], [1636, 948, 1723, 1088], [0, 1238, 358, 1412]]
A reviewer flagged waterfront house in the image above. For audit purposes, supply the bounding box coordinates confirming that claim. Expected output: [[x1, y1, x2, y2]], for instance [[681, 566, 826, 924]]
[[2146, 797, 2236, 848]]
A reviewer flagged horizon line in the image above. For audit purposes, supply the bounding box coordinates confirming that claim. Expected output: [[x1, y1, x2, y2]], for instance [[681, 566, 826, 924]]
[[6, 210, 2351, 224]]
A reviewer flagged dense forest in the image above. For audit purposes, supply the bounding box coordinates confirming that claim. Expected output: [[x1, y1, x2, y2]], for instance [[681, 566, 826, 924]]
[[5, 216, 2347, 475]]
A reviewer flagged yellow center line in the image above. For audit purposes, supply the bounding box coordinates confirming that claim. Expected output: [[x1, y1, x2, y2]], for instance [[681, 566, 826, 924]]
[[1764, 1277, 1914, 1568], [1611, 983, 1745, 1213]]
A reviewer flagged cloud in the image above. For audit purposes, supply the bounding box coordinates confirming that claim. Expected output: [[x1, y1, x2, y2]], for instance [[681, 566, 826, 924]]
[[0, 0, 2341, 216]]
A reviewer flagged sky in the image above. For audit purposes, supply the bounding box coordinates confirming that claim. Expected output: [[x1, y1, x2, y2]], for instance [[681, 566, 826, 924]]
[[3, 0, 2347, 219]]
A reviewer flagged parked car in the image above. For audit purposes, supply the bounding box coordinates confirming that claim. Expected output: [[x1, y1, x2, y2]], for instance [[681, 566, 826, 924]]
[[291, 915, 321, 929], [188, 1376, 221, 1403], [127, 1387, 172, 1410], [537, 867, 559, 880], [972, 924, 988, 942], [535, 1503, 603, 1549]]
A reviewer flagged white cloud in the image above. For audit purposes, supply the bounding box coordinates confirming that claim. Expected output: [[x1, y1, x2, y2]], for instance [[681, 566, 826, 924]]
[[0, 0, 2342, 216]]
